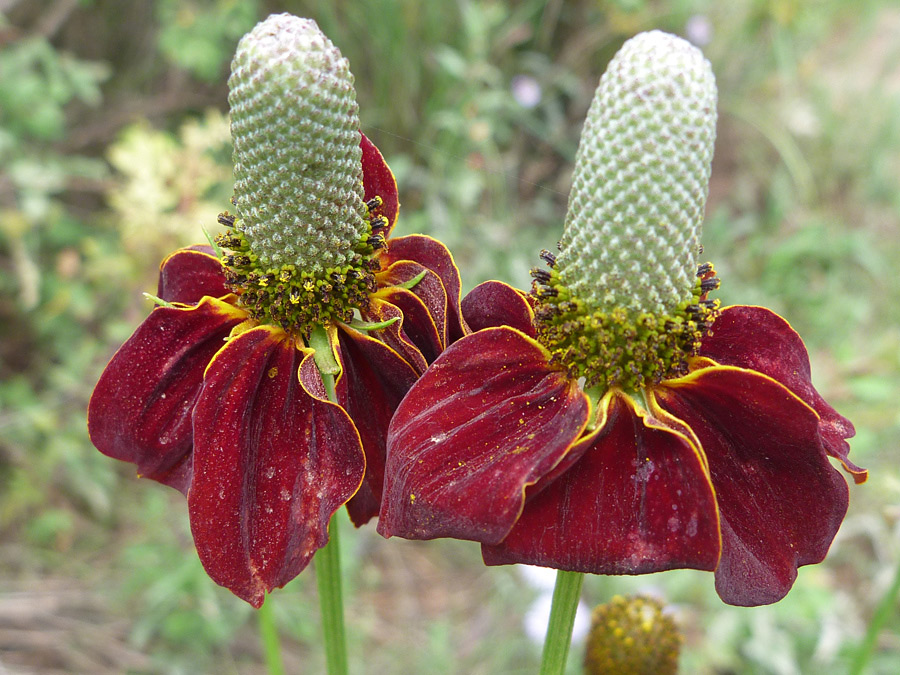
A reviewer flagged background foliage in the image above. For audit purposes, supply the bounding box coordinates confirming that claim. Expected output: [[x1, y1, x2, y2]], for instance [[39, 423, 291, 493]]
[[1, 0, 898, 673]]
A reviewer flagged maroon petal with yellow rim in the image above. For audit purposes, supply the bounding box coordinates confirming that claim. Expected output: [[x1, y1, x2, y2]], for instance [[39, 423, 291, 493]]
[[374, 286, 443, 364], [653, 366, 850, 606], [363, 297, 429, 374], [87, 297, 246, 493], [377, 326, 590, 544], [360, 132, 399, 235], [188, 327, 365, 607], [483, 392, 721, 574], [335, 325, 420, 526], [376, 260, 448, 348], [157, 246, 230, 305], [699, 305, 865, 483], [379, 234, 467, 342], [462, 280, 536, 337]]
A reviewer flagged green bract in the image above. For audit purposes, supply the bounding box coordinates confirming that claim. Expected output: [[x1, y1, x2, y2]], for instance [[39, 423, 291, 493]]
[[556, 30, 717, 317], [228, 13, 368, 272]]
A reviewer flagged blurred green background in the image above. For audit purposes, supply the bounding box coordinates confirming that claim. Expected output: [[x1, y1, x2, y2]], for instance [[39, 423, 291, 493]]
[[1, 0, 898, 673]]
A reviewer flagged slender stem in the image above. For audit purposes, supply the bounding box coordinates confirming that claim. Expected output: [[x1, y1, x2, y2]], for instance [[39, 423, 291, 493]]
[[316, 370, 349, 675], [257, 597, 286, 675], [849, 553, 900, 675], [539, 570, 584, 675]]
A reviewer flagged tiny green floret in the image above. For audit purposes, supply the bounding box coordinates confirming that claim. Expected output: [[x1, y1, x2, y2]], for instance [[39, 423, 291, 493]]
[[532, 251, 720, 392], [216, 205, 388, 339]]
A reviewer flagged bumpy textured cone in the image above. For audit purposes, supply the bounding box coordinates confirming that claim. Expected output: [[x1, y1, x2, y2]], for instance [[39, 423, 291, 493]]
[[229, 14, 367, 272], [557, 31, 717, 316], [583, 595, 682, 675]]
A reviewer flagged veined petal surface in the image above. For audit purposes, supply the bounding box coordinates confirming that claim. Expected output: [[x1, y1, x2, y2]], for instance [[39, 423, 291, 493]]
[[483, 392, 720, 574], [374, 284, 443, 364], [336, 325, 420, 526], [363, 298, 428, 374], [699, 305, 865, 483], [188, 327, 365, 607], [379, 234, 467, 342], [157, 246, 230, 304], [378, 327, 589, 544], [377, 259, 449, 348], [462, 281, 536, 337], [88, 297, 246, 493], [654, 366, 850, 606]]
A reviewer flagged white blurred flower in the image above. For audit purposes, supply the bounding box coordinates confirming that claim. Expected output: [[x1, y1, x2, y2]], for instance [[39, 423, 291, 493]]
[[685, 15, 713, 47], [512, 74, 542, 108]]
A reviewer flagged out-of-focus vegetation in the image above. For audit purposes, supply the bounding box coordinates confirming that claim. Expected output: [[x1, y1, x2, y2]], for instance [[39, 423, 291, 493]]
[[1, 0, 898, 673]]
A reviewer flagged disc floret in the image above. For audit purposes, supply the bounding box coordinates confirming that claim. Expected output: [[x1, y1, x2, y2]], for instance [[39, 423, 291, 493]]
[[216, 200, 388, 339], [532, 31, 719, 393]]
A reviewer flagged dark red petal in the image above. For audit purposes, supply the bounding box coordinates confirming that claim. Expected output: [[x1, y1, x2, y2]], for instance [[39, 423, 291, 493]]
[[699, 305, 865, 483], [336, 326, 420, 527], [462, 280, 536, 337], [362, 298, 429, 374], [88, 298, 246, 493], [374, 287, 443, 364], [379, 234, 467, 343], [654, 366, 850, 606], [157, 247, 230, 305], [188, 327, 365, 608], [376, 259, 449, 348], [360, 132, 399, 236], [377, 327, 589, 544], [483, 392, 721, 574]]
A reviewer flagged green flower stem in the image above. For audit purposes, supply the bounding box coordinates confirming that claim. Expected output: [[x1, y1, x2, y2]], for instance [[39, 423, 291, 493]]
[[849, 552, 900, 675], [257, 597, 286, 675], [540, 570, 585, 675], [317, 370, 349, 675]]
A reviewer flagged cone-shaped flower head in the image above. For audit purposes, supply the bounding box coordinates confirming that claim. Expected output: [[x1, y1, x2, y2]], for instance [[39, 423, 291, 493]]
[[219, 15, 389, 338], [532, 31, 720, 393], [584, 595, 682, 675], [557, 30, 717, 317], [229, 13, 367, 272]]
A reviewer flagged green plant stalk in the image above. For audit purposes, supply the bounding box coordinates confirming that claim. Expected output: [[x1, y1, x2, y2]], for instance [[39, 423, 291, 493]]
[[539, 570, 585, 675], [257, 597, 286, 675], [317, 370, 349, 675], [849, 552, 900, 675]]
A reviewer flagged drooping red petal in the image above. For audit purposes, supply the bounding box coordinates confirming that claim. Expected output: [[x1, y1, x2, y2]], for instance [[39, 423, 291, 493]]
[[360, 132, 399, 235], [379, 234, 467, 343], [377, 327, 590, 544], [88, 297, 246, 493], [699, 305, 865, 483], [157, 247, 231, 305], [653, 366, 850, 606], [483, 392, 721, 574], [462, 280, 536, 337], [376, 259, 448, 349], [373, 287, 443, 364], [188, 327, 365, 607], [362, 297, 429, 374], [335, 325, 420, 526]]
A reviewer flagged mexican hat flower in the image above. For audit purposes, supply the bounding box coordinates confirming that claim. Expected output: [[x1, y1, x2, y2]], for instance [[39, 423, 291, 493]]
[[378, 31, 866, 606], [88, 14, 464, 608]]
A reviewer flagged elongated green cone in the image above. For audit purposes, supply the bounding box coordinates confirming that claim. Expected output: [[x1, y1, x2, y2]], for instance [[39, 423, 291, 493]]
[[557, 31, 717, 317], [228, 14, 368, 272]]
